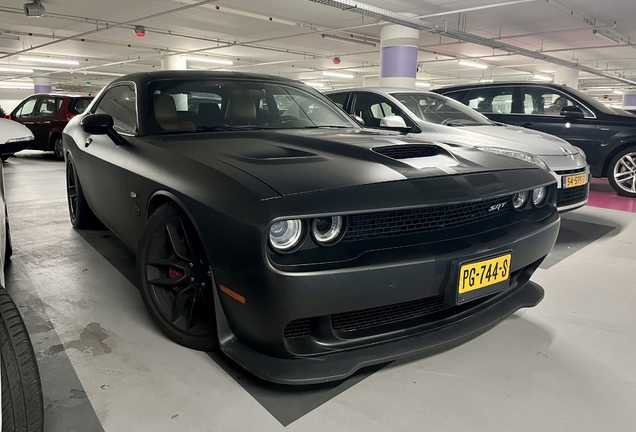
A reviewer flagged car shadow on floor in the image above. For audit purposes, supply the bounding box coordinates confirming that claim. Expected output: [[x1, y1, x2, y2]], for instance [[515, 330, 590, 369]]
[[540, 213, 619, 269]]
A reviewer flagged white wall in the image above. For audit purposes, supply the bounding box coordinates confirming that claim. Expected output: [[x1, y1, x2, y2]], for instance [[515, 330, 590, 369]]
[[0, 89, 34, 114]]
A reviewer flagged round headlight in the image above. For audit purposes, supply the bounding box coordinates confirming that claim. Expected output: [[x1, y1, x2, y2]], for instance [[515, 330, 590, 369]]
[[312, 216, 344, 245], [269, 219, 303, 251], [512, 191, 530, 210], [532, 186, 548, 207]]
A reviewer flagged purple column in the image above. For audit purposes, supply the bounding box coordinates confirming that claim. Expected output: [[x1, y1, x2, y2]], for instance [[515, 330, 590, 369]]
[[379, 24, 419, 88], [33, 76, 51, 94]]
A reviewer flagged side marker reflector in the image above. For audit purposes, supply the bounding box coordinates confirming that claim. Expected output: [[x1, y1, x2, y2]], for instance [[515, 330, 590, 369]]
[[220, 285, 245, 304]]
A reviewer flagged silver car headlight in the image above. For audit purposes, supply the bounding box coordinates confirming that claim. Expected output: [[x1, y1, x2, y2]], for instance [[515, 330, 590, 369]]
[[269, 219, 304, 251], [478, 147, 549, 170]]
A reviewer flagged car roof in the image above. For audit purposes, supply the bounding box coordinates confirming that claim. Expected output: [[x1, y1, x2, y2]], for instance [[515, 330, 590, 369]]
[[32, 93, 93, 98], [434, 82, 568, 92], [110, 70, 301, 87], [324, 87, 436, 95]]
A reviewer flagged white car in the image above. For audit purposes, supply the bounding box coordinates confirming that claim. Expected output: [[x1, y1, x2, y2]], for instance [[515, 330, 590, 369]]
[[325, 88, 589, 212]]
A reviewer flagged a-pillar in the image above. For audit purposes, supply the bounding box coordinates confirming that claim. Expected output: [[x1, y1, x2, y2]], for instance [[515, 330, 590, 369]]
[[554, 67, 579, 88], [33, 75, 51, 93], [379, 23, 419, 88]]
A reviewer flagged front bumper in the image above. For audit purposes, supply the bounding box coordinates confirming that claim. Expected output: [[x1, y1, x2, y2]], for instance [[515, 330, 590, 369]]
[[221, 278, 544, 385], [549, 166, 590, 212], [213, 205, 560, 384]]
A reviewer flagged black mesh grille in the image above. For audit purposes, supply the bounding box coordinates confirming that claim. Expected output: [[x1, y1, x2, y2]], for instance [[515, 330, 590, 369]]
[[373, 145, 439, 159], [557, 185, 588, 207], [343, 196, 511, 241], [284, 318, 311, 339], [331, 295, 450, 333], [555, 167, 586, 175]]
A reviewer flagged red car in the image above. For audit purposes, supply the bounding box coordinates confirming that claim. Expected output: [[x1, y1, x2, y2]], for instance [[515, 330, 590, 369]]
[[6, 94, 93, 160]]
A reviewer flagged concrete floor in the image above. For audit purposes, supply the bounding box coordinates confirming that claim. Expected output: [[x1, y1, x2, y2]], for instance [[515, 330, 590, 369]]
[[3, 151, 636, 432]]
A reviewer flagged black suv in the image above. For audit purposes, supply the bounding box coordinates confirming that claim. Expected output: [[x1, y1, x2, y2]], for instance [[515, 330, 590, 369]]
[[435, 83, 636, 197]]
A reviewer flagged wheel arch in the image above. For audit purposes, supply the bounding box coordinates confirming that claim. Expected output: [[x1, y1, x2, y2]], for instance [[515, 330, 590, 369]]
[[48, 130, 63, 149], [602, 141, 636, 177]]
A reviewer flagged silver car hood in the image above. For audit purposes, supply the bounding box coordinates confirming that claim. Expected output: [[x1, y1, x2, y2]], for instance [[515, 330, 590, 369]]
[[413, 121, 577, 156]]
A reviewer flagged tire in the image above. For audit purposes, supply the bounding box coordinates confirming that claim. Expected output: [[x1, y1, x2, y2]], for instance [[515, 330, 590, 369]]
[[607, 147, 636, 197], [1, 290, 44, 432], [137, 204, 218, 351], [66, 159, 101, 229], [52, 136, 64, 161]]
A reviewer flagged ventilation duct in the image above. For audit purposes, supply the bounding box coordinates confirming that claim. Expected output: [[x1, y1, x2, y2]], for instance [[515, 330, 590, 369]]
[[308, 0, 636, 86]]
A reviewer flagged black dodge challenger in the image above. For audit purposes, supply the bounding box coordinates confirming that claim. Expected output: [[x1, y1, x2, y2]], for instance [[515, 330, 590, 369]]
[[63, 71, 560, 384]]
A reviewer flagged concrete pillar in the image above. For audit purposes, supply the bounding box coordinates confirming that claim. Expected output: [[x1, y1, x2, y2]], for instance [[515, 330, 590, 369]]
[[160, 53, 187, 110], [622, 92, 636, 109], [379, 23, 419, 89], [161, 53, 186, 71], [554, 67, 579, 88], [33, 75, 51, 93]]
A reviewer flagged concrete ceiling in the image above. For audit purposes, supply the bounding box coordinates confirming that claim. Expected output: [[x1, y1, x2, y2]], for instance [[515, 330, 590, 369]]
[[0, 0, 635, 105]]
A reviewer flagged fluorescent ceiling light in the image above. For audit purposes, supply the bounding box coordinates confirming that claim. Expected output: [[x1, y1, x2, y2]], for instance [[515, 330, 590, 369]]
[[18, 56, 79, 66], [303, 81, 325, 88], [533, 74, 553, 81], [593, 29, 620, 44], [458, 60, 488, 69], [183, 56, 233, 66], [613, 90, 624, 95], [321, 34, 376, 47], [0, 82, 32, 89], [322, 71, 354, 79], [0, 33, 20, 41], [415, 81, 431, 88], [0, 66, 33, 73]]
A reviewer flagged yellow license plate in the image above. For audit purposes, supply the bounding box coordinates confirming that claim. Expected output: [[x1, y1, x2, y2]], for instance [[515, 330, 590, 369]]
[[459, 254, 511, 294], [563, 173, 587, 188]]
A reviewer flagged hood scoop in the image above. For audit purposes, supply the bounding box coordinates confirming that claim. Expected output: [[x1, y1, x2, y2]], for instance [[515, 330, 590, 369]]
[[373, 144, 440, 160]]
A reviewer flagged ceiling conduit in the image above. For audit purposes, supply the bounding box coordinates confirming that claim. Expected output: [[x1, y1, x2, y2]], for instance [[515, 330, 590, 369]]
[[308, 0, 636, 85]]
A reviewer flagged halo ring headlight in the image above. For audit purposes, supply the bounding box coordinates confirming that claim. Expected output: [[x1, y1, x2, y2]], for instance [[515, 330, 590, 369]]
[[532, 186, 548, 207], [512, 191, 530, 210], [269, 219, 303, 251], [312, 216, 344, 245]]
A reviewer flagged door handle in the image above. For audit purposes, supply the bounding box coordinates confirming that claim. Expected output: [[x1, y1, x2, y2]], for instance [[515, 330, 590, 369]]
[[85, 137, 92, 148]]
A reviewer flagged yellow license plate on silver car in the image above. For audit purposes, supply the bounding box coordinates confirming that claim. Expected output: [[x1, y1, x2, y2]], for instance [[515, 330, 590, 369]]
[[459, 254, 511, 294], [563, 173, 587, 188]]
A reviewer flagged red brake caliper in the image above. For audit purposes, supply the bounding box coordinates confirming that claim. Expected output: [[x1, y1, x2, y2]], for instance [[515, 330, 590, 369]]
[[168, 235, 188, 293]]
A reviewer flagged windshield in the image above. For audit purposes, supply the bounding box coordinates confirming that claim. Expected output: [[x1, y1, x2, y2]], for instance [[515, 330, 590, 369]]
[[391, 92, 492, 126], [147, 79, 357, 135]]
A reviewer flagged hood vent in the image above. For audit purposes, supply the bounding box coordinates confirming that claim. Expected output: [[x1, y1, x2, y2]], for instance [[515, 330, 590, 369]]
[[373, 144, 440, 160]]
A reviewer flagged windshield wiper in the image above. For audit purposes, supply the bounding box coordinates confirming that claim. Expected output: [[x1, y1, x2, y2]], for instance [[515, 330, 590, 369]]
[[302, 125, 353, 129]]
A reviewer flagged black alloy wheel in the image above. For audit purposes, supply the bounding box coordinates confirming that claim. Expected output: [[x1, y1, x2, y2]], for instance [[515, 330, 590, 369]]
[[138, 204, 218, 351], [66, 159, 101, 229], [52, 137, 64, 160]]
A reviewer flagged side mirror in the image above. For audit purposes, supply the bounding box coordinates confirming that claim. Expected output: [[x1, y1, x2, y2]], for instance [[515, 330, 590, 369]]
[[560, 106, 584, 120], [380, 115, 408, 128], [351, 114, 364, 126], [81, 114, 114, 135], [0, 119, 34, 145]]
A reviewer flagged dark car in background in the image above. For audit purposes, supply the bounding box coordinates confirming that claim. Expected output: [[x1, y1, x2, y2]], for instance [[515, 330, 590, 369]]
[[6, 94, 93, 160], [63, 71, 559, 384], [435, 83, 636, 197]]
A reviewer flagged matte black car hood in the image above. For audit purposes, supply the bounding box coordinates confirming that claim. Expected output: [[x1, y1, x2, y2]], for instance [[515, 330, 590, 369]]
[[159, 129, 536, 196]]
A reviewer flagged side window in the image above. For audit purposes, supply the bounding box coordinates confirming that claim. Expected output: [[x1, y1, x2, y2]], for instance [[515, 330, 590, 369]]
[[463, 87, 514, 114], [35, 96, 62, 117], [521, 88, 593, 117], [15, 97, 38, 118], [352, 93, 408, 128], [326, 93, 349, 110], [71, 98, 92, 115], [94, 84, 137, 135]]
